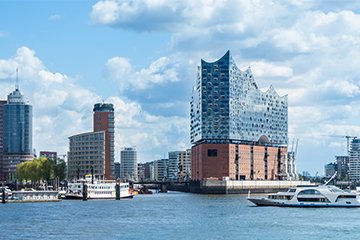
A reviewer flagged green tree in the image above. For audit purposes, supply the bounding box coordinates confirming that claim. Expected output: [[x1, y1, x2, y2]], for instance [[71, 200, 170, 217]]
[[54, 158, 67, 181], [16, 156, 67, 183]]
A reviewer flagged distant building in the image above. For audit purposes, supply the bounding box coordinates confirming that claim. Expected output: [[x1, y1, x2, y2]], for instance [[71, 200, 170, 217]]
[[325, 162, 337, 177], [114, 162, 120, 180], [137, 163, 145, 181], [139, 162, 152, 181], [153, 159, 168, 181], [93, 103, 115, 179], [120, 146, 137, 181], [68, 131, 106, 180], [168, 151, 182, 181], [349, 139, 360, 180], [0, 100, 6, 181], [40, 151, 57, 160], [1, 85, 34, 181], [336, 156, 349, 179], [177, 149, 191, 181], [190, 51, 288, 181], [68, 102, 115, 180]]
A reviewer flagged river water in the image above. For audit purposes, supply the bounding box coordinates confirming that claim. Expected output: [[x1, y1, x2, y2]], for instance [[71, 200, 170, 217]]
[[2, 191, 360, 239]]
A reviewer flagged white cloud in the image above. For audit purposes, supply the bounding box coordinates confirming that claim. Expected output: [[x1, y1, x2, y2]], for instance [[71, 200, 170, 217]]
[[249, 61, 293, 78], [104, 56, 179, 91], [49, 14, 61, 20]]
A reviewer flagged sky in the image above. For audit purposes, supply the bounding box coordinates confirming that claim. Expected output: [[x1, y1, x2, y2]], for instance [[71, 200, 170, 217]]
[[1, 0, 360, 176]]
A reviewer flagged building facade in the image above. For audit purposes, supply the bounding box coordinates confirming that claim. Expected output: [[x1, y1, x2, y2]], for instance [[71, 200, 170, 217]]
[[349, 139, 360, 180], [93, 103, 115, 179], [68, 102, 114, 180], [39, 151, 57, 160], [190, 51, 288, 181], [178, 149, 191, 181], [168, 151, 182, 181], [120, 146, 137, 181], [1, 86, 34, 181], [114, 162, 120, 180], [67, 131, 106, 180], [336, 156, 349, 179], [0, 100, 6, 181], [325, 162, 337, 177], [153, 159, 168, 181]]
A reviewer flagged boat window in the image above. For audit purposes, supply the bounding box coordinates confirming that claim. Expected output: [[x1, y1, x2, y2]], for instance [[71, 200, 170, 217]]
[[298, 189, 321, 195], [297, 197, 330, 202], [288, 189, 296, 193], [335, 195, 356, 202], [329, 187, 344, 193], [268, 195, 293, 200]]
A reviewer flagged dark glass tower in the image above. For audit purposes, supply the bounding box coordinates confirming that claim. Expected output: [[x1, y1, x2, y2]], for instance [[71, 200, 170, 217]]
[[3, 88, 33, 154], [1, 86, 33, 181]]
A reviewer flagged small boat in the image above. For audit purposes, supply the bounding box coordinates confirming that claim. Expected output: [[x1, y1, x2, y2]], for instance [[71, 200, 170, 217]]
[[65, 175, 134, 200], [0, 186, 12, 198], [247, 172, 360, 207]]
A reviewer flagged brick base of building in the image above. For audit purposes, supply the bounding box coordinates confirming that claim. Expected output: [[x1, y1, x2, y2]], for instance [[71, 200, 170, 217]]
[[191, 142, 286, 181]]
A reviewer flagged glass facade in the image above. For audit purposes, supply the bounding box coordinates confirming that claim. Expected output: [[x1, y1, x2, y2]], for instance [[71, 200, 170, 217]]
[[120, 147, 137, 181], [190, 50, 288, 145], [3, 88, 33, 155]]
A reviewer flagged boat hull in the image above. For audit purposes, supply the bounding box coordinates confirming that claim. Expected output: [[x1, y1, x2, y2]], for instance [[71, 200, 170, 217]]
[[247, 197, 360, 207]]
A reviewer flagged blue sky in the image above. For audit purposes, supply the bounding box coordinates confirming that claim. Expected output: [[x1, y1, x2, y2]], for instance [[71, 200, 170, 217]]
[[1, 0, 360, 176]]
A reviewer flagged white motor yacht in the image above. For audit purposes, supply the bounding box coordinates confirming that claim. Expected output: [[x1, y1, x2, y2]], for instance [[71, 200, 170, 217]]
[[247, 173, 360, 207]]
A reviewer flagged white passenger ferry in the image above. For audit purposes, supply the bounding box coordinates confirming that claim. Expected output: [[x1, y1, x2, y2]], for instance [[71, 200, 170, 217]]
[[65, 175, 134, 199]]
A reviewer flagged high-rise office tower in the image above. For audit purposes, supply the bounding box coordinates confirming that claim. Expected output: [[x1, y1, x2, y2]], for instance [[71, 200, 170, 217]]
[[1, 85, 34, 181], [190, 51, 288, 180], [68, 103, 114, 180], [93, 103, 115, 180], [349, 139, 360, 181], [120, 146, 137, 181]]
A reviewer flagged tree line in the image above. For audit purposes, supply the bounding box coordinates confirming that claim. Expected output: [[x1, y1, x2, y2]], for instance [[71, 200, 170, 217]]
[[16, 156, 66, 183]]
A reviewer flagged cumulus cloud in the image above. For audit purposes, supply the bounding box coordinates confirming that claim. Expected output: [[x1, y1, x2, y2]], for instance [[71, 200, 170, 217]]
[[104, 56, 179, 91]]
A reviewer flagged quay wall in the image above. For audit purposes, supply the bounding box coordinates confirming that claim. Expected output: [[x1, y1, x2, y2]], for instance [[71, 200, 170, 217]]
[[190, 180, 312, 194]]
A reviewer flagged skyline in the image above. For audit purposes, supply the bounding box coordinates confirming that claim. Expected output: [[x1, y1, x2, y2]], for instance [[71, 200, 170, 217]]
[[1, 1, 360, 175]]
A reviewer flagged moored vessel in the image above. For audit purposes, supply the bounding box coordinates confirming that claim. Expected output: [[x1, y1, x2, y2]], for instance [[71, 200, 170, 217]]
[[65, 175, 134, 199], [247, 173, 360, 207]]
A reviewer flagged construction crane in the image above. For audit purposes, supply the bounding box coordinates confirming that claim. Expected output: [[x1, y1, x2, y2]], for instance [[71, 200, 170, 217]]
[[321, 135, 357, 156]]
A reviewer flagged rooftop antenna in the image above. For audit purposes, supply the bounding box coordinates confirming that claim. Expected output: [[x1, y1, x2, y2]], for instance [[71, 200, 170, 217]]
[[16, 68, 19, 90]]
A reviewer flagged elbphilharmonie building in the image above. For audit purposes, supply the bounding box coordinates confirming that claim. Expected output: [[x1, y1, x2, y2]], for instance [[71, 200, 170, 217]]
[[190, 51, 289, 181]]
